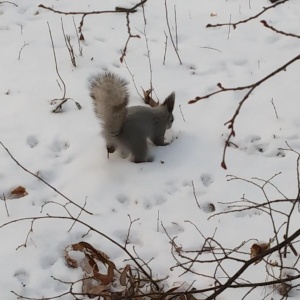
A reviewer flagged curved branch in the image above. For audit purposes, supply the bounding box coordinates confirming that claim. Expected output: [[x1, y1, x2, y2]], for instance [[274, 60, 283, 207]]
[[206, 0, 289, 29]]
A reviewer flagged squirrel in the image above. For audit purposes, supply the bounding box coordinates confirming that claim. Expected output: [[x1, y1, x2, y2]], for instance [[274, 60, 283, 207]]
[[89, 72, 175, 163]]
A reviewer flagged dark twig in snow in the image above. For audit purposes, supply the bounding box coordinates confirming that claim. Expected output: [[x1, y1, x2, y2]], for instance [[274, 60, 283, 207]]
[[261, 20, 300, 39], [18, 42, 29, 60], [0, 1, 17, 6], [120, 12, 141, 63], [164, 0, 182, 65], [47, 22, 81, 112]]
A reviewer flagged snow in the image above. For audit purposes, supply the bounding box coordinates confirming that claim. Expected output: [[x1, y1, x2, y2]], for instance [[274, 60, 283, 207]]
[[0, 0, 300, 299]]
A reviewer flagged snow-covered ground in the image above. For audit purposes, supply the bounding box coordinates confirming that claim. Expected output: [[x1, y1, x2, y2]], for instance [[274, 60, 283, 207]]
[[1, 0, 300, 299]]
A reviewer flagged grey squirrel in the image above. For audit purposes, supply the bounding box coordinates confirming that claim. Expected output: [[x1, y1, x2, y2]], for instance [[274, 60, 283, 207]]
[[89, 72, 175, 163]]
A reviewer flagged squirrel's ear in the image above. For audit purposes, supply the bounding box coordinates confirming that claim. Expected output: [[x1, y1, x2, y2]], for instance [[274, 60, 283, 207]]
[[163, 92, 175, 113]]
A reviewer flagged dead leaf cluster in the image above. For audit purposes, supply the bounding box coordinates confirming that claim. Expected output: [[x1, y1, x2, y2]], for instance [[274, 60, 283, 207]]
[[64, 241, 161, 298]]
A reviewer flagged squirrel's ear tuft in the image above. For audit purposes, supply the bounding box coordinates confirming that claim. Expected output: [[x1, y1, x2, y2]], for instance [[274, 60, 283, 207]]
[[163, 92, 175, 113]]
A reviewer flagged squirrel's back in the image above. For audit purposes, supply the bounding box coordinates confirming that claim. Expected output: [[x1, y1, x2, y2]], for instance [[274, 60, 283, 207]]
[[89, 72, 129, 135]]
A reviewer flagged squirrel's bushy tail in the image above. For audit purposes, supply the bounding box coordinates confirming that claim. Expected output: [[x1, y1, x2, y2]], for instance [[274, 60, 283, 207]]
[[89, 72, 129, 136]]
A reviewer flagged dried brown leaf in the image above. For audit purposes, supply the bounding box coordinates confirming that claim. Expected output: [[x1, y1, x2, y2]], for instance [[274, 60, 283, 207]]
[[82, 274, 95, 294], [89, 284, 107, 295], [250, 242, 270, 264], [9, 186, 28, 199], [65, 242, 116, 286], [142, 88, 159, 107], [277, 282, 291, 296], [65, 255, 78, 268], [120, 265, 131, 286]]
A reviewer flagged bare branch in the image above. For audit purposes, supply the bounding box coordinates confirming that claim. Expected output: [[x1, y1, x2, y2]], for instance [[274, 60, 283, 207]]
[[261, 20, 300, 39], [206, 0, 289, 29]]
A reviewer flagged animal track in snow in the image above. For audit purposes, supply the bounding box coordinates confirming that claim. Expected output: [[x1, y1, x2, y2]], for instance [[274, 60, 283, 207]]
[[142, 198, 153, 210], [95, 37, 105, 42], [164, 180, 179, 195], [36, 169, 55, 182], [234, 135, 285, 158], [14, 269, 29, 287], [233, 59, 247, 67], [162, 222, 185, 236], [40, 255, 57, 269], [116, 194, 129, 205], [200, 173, 214, 187], [26, 135, 38, 148], [50, 140, 70, 156], [154, 195, 167, 205], [113, 229, 142, 246]]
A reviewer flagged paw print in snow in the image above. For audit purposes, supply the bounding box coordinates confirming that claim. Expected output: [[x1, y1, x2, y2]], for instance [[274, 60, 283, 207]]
[[200, 173, 214, 187], [51, 140, 69, 152], [116, 194, 129, 205], [26, 135, 38, 148]]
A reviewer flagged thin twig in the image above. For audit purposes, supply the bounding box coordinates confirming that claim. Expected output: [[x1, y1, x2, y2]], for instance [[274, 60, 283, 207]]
[[61, 18, 76, 67], [18, 42, 29, 60], [72, 16, 83, 55], [1, 193, 9, 217], [174, 5, 178, 50], [142, 4, 153, 93], [261, 20, 300, 39], [270, 98, 279, 119], [206, 0, 289, 29], [179, 104, 186, 122], [47, 22, 66, 99], [191, 180, 201, 209], [163, 31, 168, 65], [124, 215, 140, 248], [0, 1, 17, 6], [164, 0, 182, 65], [120, 12, 141, 63], [227, 14, 232, 39]]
